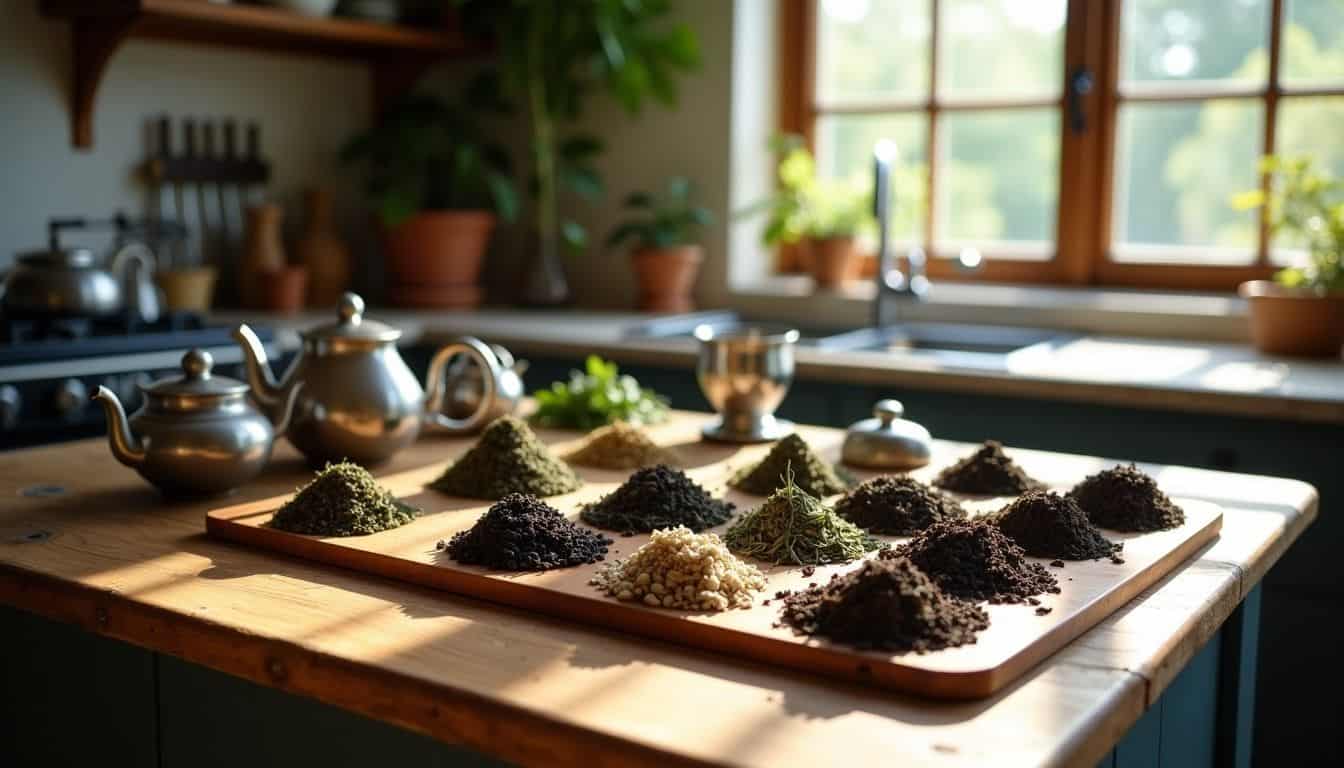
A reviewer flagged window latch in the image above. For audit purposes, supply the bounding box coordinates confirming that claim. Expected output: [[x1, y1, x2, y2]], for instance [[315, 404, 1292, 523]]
[[1068, 68, 1095, 134]]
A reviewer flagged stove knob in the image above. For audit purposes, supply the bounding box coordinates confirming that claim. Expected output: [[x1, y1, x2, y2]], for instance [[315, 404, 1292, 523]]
[[53, 378, 88, 421], [0, 385, 20, 431]]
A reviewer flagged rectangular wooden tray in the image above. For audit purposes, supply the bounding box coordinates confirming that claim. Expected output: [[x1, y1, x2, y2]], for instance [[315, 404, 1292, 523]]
[[206, 421, 1222, 699]]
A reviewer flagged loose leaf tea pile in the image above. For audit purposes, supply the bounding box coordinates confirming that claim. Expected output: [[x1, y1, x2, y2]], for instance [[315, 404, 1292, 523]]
[[566, 421, 679, 470], [430, 416, 581, 499], [725, 468, 880, 565], [580, 464, 734, 534], [883, 520, 1059, 604], [1069, 464, 1186, 532], [779, 557, 990, 653], [729, 433, 853, 497], [441, 493, 612, 571], [591, 526, 766, 611], [934, 441, 1044, 495], [270, 461, 417, 536], [994, 491, 1123, 561], [834, 475, 967, 535]]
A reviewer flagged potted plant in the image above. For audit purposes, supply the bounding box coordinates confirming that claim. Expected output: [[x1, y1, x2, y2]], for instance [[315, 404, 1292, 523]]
[[455, 0, 701, 306], [341, 88, 517, 308], [1233, 156, 1344, 357], [742, 134, 874, 289], [606, 177, 713, 313]]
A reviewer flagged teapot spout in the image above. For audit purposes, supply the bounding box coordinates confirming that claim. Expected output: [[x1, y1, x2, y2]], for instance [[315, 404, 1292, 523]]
[[270, 381, 304, 438], [93, 386, 145, 468], [232, 323, 288, 407]]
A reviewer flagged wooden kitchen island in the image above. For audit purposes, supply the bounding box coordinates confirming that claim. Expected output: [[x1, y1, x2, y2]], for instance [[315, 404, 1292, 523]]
[[0, 412, 1316, 767]]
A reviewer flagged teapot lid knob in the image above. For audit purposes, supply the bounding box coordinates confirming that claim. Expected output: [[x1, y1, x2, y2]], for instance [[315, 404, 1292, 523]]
[[338, 292, 364, 325], [182, 348, 213, 380], [874, 398, 904, 424]]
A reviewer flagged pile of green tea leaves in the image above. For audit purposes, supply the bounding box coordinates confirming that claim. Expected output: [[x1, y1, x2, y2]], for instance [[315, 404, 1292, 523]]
[[270, 461, 418, 537], [531, 356, 669, 430], [724, 466, 881, 566]]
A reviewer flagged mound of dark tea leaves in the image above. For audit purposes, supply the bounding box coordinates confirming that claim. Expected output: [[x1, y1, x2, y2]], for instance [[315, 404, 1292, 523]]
[[430, 416, 581, 499], [580, 464, 734, 534], [729, 433, 854, 497], [270, 461, 417, 536], [883, 519, 1059, 604], [834, 475, 967, 535], [725, 467, 879, 565], [1069, 464, 1186, 532], [779, 557, 989, 653], [933, 441, 1044, 495], [994, 491, 1122, 561], [441, 493, 612, 571]]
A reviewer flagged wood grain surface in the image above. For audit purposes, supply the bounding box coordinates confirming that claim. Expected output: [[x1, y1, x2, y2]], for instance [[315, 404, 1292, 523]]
[[207, 419, 1222, 699]]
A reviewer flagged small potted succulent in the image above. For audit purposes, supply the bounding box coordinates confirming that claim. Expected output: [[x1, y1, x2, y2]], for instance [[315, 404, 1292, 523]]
[[1234, 156, 1344, 357], [341, 85, 517, 308], [606, 178, 713, 312], [742, 134, 874, 289]]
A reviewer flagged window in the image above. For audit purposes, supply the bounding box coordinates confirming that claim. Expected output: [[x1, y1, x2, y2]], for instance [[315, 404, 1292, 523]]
[[780, 0, 1344, 290]]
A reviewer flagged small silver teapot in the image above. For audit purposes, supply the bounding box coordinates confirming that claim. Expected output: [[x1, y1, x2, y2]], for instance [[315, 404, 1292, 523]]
[[93, 349, 301, 496], [233, 292, 518, 466]]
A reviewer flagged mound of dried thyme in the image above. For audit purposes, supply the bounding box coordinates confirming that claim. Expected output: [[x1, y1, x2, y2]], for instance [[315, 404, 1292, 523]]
[[580, 464, 734, 534], [725, 466, 880, 565], [1069, 464, 1186, 532], [269, 461, 417, 537], [729, 433, 854, 497], [834, 475, 967, 535], [430, 416, 581, 499], [566, 421, 679, 470], [779, 556, 989, 653]]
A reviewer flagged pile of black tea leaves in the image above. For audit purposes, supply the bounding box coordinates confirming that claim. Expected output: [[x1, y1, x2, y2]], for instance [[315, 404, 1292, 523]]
[[270, 461, 417, 536], [440, 493, 612, 571], [933, 441, 1044, 495], [834, 475, 967, 535], [993, 490, 1123, 561], [779, 556, 989, 653], [729, 433, 853, 497], [1069, 464, 1186, 532], [430, 416, 581, 499], [883, 519, 1059, 604], [580, 464, 734, 534]]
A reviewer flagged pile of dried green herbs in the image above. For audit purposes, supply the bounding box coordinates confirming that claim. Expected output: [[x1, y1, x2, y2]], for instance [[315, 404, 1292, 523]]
[[729, 433, 853, 497], [580, 464, 734, 535], [724, 466, 880, 565], [430, 416, 581, 499], [269, 461, 417, 536], [566, 421, 679, 470]]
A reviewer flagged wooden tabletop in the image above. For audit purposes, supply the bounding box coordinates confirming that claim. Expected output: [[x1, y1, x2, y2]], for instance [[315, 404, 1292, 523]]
[[0, 413, 1317, 768]]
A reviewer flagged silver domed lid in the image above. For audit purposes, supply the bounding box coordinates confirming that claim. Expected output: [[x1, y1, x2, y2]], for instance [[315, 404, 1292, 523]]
[[141, 349, 250, 400], [841, 399, 932, 470], [301, 292, 402, 343]]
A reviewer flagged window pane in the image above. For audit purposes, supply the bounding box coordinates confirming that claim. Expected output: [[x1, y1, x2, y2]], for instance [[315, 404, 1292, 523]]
[[937, 0, 1066, 100], [816, 114, 928, 241], [936, 109, 1059, 253], [1121, 0, 1270, 88], [1112, 100, 1263, 264], [816, 0, 930, 104], [1282, 0, 1344, 87], [1271, 97, 1344, 264]]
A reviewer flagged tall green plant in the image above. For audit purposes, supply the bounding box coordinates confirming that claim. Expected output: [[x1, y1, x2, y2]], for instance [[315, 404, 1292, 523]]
[[455, 0, 700, 257], [606, 177, 712, 251], [740, 134, 874, 246], [1234, 155, 1344, 292]]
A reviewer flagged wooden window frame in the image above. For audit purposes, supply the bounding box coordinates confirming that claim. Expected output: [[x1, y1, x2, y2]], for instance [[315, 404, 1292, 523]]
[[778, 0, 1344, 292]]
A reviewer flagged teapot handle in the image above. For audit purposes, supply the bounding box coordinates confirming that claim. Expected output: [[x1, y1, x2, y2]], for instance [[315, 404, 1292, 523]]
[[424, 336, 500, 434]]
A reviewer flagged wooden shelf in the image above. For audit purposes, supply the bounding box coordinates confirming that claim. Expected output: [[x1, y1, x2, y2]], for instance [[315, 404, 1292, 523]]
[[39, 0, 480, 148]]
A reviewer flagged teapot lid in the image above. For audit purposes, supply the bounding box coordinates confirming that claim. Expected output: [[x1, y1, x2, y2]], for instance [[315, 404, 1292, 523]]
[[301, 292, 402, 343], [17, 247, 96, 269], [142, 348, 250, 399], [841, 399, 933, 470]]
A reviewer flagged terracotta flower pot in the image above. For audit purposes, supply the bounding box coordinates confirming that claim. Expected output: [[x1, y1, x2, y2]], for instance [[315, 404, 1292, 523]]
[[381, 211, 496, 309], [631, 245, 703, 313], [804, 236, 859, 289], [1239, 280, 1344, 358], [155, 266, 217, 313], [258, 266, 308, 314]]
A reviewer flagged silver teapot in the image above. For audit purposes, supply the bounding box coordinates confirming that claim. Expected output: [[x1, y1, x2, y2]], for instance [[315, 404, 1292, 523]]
[[1, 243, 158, 321], [93, 349, 301, 496], [233, 292, 519, 466]]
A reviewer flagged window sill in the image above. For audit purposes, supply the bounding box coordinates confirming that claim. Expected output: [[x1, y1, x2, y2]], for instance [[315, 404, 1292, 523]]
[[725, 276, 1250, 343]]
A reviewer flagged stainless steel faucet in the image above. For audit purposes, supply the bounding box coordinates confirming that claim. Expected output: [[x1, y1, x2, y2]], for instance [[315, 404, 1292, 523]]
[[871, 141, 929, 328]]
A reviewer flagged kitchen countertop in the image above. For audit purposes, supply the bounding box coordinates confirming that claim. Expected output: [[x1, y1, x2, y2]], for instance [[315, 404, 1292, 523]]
[[0, 414, 1316, 767], [213, 308, 1344, 425]]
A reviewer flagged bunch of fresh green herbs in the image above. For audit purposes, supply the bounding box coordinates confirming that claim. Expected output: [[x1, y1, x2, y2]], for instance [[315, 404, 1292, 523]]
[[724, 465, 880, 566], [531, 356, 669, 430], [606, 177, 713, 251]]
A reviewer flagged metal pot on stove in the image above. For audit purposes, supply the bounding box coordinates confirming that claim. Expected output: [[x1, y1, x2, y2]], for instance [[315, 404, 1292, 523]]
[[1, 241, 159, 322]]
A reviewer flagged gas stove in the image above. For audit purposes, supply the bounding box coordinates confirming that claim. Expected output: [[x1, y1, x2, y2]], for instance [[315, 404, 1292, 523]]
[[0, 311, 279, 450]]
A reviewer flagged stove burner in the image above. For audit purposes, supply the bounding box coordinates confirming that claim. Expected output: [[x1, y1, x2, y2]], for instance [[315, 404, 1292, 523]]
[[1, 310, 205, 345]]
